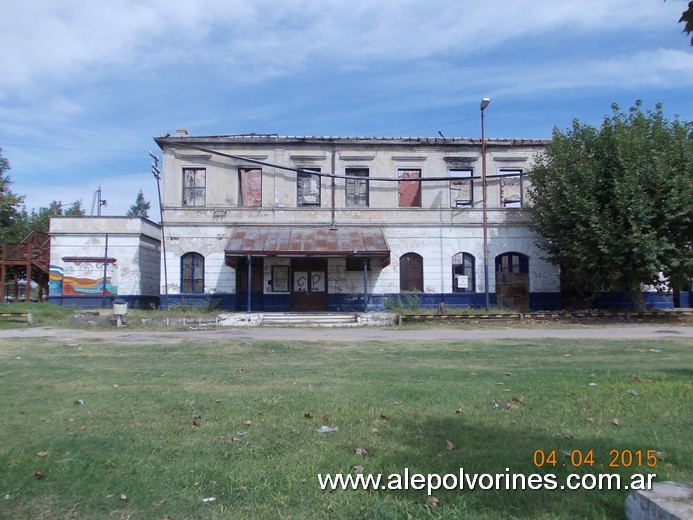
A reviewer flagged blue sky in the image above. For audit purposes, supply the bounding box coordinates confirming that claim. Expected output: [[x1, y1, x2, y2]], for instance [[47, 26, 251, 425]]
[[1, 0, 691, 217]]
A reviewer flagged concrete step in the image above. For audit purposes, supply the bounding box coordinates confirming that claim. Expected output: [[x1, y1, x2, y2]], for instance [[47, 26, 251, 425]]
[[261, 313, 358, 327]]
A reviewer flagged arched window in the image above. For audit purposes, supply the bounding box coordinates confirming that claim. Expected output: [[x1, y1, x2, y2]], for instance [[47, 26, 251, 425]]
[[400, 253, 423, 292], [452, 253, 475, 292], [495, 252, 529, 273], [181, 252, 205, 293]]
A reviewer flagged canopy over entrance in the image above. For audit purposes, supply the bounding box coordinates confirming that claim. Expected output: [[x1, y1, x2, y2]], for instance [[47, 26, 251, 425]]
[[224, 226, 390, 267]]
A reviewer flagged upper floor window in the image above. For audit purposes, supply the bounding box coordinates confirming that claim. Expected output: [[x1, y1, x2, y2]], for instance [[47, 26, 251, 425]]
[[346, 168, 369, 207], [400, 252, 423, 292], [298, 168, 321, 206], [239, 168, 262, 207], [500, 169, 523, 207], [450, 169, 474, 207], [398, 169, 421, 207], [183, 168, 206, 207], [181, 252, 205, 293], [452, 252, 475, 292]]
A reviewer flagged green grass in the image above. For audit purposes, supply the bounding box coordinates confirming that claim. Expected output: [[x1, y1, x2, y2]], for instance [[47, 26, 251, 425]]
[[0, 336, 690, 519]]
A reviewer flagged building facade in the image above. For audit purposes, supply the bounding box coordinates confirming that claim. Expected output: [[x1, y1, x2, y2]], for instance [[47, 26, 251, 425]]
[[154, 132, 561, 312], [48, 217, 161, 308]]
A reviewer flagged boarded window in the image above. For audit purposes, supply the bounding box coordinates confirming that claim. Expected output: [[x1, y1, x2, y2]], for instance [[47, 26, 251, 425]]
[[400, 252, 423, 292], [346, 168, 369, 206], [298, 168, 321, 206], [239, 168, 262, 207], [398, 169, 421, 207], [452, 252, 475, 292], [500, 169, 523, 207], [183, 168, 206, 207], [450, 169, 473, 207], [181, 252, 204, 293]]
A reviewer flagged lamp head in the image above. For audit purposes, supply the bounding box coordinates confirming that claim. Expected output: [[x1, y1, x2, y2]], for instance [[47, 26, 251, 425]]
[[480, 98, 491, 110]]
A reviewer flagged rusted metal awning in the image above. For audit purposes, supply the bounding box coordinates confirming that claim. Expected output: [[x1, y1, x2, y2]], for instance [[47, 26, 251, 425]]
[[224, 226, 390, 267]]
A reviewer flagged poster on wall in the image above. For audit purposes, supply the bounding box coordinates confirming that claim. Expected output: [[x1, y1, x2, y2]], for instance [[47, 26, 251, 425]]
[[294, 271, 308, 292]]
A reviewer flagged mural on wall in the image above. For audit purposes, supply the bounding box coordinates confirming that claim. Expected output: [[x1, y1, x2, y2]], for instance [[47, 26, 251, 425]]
[[49, 261, 118, 296]]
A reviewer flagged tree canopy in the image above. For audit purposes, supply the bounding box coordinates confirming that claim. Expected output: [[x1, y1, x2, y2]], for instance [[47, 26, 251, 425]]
[[529, 102, 693, 310], [0, 148, 26, 244], [127, 190, 151, 218]]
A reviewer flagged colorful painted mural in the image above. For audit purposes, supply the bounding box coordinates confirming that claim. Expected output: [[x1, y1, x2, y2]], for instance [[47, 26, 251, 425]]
[[49, 261, 118, 297]]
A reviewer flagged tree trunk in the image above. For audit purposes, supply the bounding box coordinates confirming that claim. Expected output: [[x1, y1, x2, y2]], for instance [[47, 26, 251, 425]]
[[629, 281, 646, 312]]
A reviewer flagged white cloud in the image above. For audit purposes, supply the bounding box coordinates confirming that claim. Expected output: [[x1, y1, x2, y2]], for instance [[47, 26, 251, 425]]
[[2, 0, 682, 92]]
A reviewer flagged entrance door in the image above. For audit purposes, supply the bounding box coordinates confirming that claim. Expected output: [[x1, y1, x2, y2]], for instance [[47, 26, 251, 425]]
[[236, 257, 264, 311], [291, 258, 328, 311], [495, 253, 529, 310]]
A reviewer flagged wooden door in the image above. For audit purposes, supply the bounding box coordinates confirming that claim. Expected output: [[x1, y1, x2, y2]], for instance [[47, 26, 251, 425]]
[[291, 258, 328, 311], [495, 253, 529, 310]]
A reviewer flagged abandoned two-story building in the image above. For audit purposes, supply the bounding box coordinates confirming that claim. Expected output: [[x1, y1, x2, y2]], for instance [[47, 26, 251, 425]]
[[152, 131, 561, 312]]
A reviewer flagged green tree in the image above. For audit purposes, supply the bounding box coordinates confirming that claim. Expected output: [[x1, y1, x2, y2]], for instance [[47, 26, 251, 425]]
[[679, 1, 693, 45], [529, 102, 693, 310], [127, 190, 150, 218], [0, 148, 26, 244], [63, 200, 85, 216], [29, 201, 64, 234]]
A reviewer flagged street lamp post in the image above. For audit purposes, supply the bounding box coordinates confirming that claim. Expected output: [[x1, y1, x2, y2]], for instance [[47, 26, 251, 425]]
[[480, 98, 491, 312]]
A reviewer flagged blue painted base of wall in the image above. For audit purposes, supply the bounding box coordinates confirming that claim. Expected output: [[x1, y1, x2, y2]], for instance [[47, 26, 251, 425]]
[[51, 290, 688, 312], [591, 291, 687, 310]]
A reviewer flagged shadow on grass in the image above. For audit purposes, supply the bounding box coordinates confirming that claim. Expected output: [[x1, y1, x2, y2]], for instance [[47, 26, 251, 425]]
[[368, 416, 658, 519]]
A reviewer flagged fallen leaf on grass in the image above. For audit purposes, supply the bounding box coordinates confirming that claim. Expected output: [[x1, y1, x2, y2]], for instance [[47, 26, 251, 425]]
[[33, 471, 47, 479], [201, 497, 216, 503], [446, 440, 455, 451], [352, 465, 365, 474], [505, 403, 520, 411], [321, 415, 330, 423], [426, 495, 440, 507], [304, 412, 313, 419], [243, 420, 253, 427], [611, 418, 621, 427], [316, 425, 339, 434], [512, 395, 526, 404], [379, 413, 388, 421], [35, 451, 48, 457], [354, 448, 368, 455], [505, 372, 512, 376], [655, 451, 667, 461], [455, 408, 464, 415], [120, 494, 127, 502]]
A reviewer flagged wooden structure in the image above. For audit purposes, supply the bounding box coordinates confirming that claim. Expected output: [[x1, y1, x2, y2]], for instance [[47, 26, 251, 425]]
[[0, 231, 50, 303]]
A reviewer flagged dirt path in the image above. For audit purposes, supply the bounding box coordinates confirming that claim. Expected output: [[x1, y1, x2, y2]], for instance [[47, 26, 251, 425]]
[[0, 324, 691, 344]]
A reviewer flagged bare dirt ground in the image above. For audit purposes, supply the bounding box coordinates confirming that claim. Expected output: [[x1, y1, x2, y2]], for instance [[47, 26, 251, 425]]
[[0, 324, 691, 345]]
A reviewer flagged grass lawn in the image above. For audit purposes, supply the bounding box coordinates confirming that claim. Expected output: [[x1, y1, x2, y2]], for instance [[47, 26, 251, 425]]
[[0, 333, 690, 519]]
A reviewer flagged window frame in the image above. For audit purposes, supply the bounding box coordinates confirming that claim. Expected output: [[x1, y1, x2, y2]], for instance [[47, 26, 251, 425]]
[[452, 252, 475, 292], [399, 252, 424, 292], [239, 167, 262, 207], [182, 168, 206, 207], [181, 252, 205, 293], [297, 167, 321, 206], [398, 169, 422, 207], [345, 167, 369, 207], [495, 252, 529, 273], [499, 169, 524, 208], [449, 168, 474, 207]]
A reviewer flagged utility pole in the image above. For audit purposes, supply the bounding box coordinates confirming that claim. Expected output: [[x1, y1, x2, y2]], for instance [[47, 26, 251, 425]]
[[150, 152, 168, 297]]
